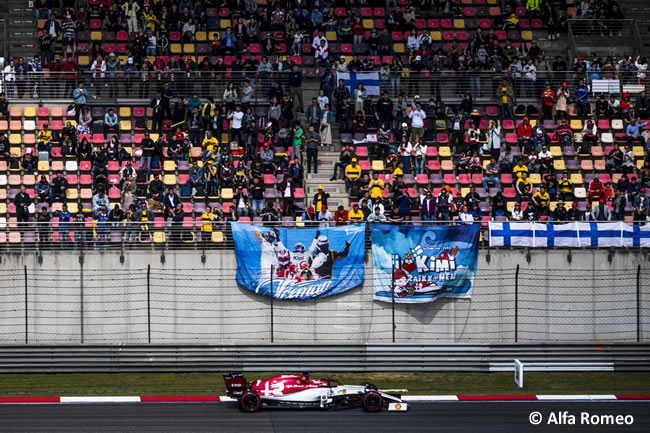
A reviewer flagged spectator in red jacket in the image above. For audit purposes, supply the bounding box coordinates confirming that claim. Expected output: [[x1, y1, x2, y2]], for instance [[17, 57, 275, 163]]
[[541, 81, 555, 120], [517, 117, 533, 149], [588, 175, 605, 202], [334, 205, 349, 225], [553, 118, 573, 146]]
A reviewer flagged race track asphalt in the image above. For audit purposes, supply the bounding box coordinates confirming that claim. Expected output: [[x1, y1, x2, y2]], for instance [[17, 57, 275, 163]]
[[0, 401, 649, 433]]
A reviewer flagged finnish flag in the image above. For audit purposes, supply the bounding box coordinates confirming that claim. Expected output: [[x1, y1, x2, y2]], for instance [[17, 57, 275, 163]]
[[488, 222, 535, 247], [576, 222, 624, 247], [337, 72, 381, 96]]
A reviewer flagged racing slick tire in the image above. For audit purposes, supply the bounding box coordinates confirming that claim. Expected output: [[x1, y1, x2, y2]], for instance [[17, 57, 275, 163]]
[[361, 391, 383, 412], [239, 391, 261, 413], [360, 382, 378, 391]]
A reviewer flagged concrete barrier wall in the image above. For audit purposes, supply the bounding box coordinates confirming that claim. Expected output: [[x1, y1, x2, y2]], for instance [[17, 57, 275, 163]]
[[0, 249, 648, 344]]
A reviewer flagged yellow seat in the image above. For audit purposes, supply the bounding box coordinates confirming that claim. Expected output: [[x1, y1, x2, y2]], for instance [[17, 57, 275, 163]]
[[431, 31, 442, 41], [211, 231, 224, 242], [119, 107, 131, 118], [66, 188, 79, 200], [120, 120, 132, 131], [37, 161, 50, 172], [453, 19, 465, 29], [553, 159, 566, 171], [91, 31, 102, 41], [521, 30, 533, 41], [150, 133, 159, 141], [295, 216, 304, 228], [170, 43, 182, 54], [23, 106, 37, 117], [9, 146, 21, 156], [195, 31, 207, 41], [163, 160, 176, 172], [326, 31, 337, 41], [163, 174, 177, 186], [393, 43, 405, 53], [78, 56, 90, 66], [633, 146, 645, 157], [0, 203, 6, 214], [363, 19, 374, 29], [570, 119, 582, 130], [9, 134, 21, 145], [570, 173, 583, 185], [549, 146, 562, 157], [529, 173, 542, 185], [221, 188, 234, 200], [220, 19, 231, 28], [153, 232, 166, 243], [460, 187, 470, 197], [439, 146, 451, 157], [638, 160, 645, 169], [183, 43, 195, 54]]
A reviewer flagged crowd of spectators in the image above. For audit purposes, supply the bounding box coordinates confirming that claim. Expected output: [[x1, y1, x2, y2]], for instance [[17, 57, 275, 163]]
[[1, 0, 650, 242]]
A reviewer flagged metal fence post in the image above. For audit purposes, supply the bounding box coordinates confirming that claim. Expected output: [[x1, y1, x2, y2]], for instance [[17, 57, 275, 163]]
[[147, 264, 151, 344], [515, 264, 519, 343], [79, 254, 84, 344], [24, 265, 28, 344], [391, 261, 395, 343], [637, 264, 641, 343], [270, 265, 274, 343]]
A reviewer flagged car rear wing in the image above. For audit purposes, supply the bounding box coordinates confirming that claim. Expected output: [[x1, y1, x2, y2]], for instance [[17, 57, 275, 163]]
[[223, 372, 248, 397]]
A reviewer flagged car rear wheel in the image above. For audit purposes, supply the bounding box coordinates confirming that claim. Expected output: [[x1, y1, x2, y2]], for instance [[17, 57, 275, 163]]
[[239, 391, 261, 413], [362, 391, 383, 412]]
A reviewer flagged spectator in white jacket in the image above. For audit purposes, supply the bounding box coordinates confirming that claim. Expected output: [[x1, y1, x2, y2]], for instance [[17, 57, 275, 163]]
[[635, 56, 648, 84], [413, 141, 427, 175], [408, 102, 427, 143]]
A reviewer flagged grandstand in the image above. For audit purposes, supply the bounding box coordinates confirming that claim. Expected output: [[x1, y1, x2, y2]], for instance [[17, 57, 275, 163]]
[[0, 0, 649, 248]]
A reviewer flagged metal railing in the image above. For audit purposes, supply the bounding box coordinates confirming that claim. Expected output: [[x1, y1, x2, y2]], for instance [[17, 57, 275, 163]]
[[1, 70, 647, 102], [0, 343, 647, 373], [568, 19, 643, 57], [1, 220, 648, 253]]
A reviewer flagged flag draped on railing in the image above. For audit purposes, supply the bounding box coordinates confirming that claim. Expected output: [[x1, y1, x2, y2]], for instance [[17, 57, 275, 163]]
[[488, 222, 650, 248]]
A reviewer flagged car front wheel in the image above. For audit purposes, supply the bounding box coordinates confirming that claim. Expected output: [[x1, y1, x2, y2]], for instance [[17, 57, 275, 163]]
[[361, 391, 383, 412]]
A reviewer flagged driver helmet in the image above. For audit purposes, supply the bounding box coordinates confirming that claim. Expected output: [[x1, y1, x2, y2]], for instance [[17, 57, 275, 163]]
[[278, 249, 290, 265], [293, 242, 305, 253]]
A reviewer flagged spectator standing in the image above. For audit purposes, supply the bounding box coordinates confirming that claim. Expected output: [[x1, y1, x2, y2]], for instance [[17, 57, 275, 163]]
[[288, 65, 303, 112], [304, 124, 320, 174], [72, 82, 88, 123]]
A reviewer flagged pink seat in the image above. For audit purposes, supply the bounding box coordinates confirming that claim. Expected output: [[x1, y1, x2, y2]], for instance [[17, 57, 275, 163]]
[[79, 161, 91, 171], [37, 107, 49, 117], [355, 146, 368, 157], [108, 188, 121, 200], [133, 107, 145, 117], [80, 174, 92, 185]]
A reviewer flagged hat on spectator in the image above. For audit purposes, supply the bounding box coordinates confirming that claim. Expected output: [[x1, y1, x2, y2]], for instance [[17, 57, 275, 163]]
[[594, 174, 599, 179], [321, 205, 327, 210], [402, 188, 408, 193], [414, 95, 420, 99], [401, 122, 407, 127], [523, 116, 529, 121], [642, 188, 647, 193], [587, 204, 592, 209], [128, 57, 134, 64], [415, 55, 421, 61], [318, 185, 323, 189], [572, 201, 578, 207], [109, 52, 116, 57], [351, 157, 357, 162]]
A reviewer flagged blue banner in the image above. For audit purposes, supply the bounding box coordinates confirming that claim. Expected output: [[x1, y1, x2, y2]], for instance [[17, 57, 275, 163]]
[[371, 224, 480, 303], [231, 223, 366, 300]]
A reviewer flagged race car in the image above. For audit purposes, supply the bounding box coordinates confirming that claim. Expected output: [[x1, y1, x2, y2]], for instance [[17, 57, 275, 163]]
[[224, 372, 408, 413]]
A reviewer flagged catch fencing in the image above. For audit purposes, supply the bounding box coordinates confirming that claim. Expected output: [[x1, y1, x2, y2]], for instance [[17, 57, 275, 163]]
[[0, 263, 647, 345]]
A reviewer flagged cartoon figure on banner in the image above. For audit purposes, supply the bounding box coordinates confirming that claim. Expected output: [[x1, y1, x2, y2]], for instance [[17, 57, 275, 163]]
[[256, 228, 351, 281], [393, 245, 459, 297], [255, 228, 287, 276], [308, 230, 351, 280]]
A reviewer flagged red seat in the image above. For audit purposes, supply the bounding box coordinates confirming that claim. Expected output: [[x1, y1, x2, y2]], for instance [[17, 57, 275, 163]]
[[441, 19, 452, 29], [116, 31, 128, 41], [458, 174, 470, 184], [133, 107, 145, 117], [391, 31, 403, 41], [425, 146, 438, 157], [108, 188, 121, 200], [427, 160, 440, 171], [444, 173, 456, 184], [356, 146, 368, 157], [80, 174, 92, 185], [37, 107, 49, 117], [65, 174, 78, 185], [416, 174, 429, 185], [504, 187, 516, 199], [79, 161, 91, 171], [472, 174, 483, 185], [427, 19, 439, 29]]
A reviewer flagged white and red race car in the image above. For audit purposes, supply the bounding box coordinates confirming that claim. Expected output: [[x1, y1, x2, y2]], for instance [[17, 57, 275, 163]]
[[224, 372, 408, 413]]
